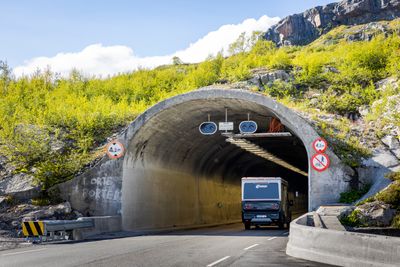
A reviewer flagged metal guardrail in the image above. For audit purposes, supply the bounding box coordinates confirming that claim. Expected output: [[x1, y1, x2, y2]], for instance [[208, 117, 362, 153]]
[[44, 218, 94, 232], [22, 218, 94, 242]]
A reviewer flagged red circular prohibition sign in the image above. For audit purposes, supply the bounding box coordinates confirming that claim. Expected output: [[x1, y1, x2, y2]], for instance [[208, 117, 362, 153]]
[[312, 137, 328, 153], [311, 153, 330, 172]]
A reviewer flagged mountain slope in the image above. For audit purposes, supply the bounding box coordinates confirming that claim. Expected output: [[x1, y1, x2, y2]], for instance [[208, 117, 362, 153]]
[[264, 0, 400, 46]]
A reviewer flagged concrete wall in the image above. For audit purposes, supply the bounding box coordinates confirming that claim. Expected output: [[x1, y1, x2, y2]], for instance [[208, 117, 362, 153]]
[[56, 157, 123, 216], [123, 163, 241, 230], [287, 213, 400, 267]]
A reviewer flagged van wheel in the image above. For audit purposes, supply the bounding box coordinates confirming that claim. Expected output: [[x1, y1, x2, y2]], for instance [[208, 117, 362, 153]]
[[278, 222, 284, 229], [244, 222, 251, 230]]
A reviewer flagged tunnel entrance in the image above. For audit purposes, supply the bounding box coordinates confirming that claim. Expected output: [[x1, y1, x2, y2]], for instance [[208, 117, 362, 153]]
[[121, 89, 348, 230]]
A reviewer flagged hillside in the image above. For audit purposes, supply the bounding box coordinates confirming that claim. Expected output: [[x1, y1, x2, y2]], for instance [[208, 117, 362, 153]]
[[1, 19, 400, 230], [264, 0, 400, 46]]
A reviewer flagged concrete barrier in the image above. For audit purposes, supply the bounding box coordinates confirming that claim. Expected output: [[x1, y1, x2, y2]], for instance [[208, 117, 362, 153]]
[[73, 216, 121, 240], [286, 212, 400, 267]]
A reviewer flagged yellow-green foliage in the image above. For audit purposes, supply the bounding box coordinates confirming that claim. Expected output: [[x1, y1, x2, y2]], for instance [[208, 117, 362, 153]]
[[2, 21, 400, 189]]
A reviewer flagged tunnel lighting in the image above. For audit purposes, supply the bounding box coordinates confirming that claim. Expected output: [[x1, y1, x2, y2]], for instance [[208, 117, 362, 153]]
[[226, 138, 308, 177]]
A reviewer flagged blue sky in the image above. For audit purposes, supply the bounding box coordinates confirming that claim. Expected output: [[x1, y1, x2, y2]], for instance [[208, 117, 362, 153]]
[[1, 0, 336, 76]]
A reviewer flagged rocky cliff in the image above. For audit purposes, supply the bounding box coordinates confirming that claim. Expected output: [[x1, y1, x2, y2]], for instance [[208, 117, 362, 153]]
[[264, 0, 400, 46]]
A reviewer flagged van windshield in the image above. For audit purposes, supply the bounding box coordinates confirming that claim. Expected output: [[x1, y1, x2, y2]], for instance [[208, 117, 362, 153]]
[[243, 182, 280, 200]]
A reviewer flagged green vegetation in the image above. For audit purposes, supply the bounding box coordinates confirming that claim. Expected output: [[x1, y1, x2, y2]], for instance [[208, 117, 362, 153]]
[[339, 184, 371, 204], [340, 210, 364, 227], [376, 174, 400, 209], [2, 20, 400, 191], [347, 172, 400, 228]]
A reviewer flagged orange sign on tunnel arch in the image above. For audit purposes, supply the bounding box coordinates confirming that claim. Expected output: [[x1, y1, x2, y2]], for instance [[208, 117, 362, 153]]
[[106, 140, 125, 159]]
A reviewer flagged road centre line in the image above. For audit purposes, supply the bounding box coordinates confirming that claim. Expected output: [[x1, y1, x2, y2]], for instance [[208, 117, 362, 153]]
[[267, 237, 277, 241], [243, 244, 259, 250], [2, 248, 47, 256], [207, 256, 231, 267]]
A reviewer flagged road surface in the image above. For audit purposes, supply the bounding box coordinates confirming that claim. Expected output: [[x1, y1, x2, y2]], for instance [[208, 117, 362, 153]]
[[0, 223, 333, 267]]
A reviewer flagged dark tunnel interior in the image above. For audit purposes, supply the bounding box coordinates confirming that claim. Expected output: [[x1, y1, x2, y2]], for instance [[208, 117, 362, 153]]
[[122, 98, 309, 230]]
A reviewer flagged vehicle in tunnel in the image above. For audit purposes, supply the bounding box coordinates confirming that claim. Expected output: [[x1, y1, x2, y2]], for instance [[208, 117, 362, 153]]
[[241, 177, 292, 230]]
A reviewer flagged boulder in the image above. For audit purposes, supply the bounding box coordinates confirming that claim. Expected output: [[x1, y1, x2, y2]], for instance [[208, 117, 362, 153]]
[[362, 149, 399, 168], [21, 202, 73, 221], [354, 201, 396, 227], [375, 77, 398, 91], [345, 22, 389, 42], [260, 70, 291, 86], [0, 174, 41, 200], [264, 0, 400, 46], [247, 74, 262, 88]]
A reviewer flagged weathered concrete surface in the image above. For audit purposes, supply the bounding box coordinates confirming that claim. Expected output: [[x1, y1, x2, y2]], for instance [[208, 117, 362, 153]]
[[287, 212, 400, 267], [56, 157, 123, 216], [73, 216, 122, 240], [123, 164, 241, 230]]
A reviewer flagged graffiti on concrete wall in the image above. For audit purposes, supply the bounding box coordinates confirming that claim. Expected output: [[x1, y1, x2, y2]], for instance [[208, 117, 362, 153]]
[[82, 176, 122, 202]]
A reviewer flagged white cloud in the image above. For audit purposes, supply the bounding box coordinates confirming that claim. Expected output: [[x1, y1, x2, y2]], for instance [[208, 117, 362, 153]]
[[13, 15, 279, 77]]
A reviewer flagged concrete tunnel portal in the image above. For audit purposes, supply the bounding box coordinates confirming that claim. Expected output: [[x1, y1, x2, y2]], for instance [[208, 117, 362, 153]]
[[121, 89, 349, 230]]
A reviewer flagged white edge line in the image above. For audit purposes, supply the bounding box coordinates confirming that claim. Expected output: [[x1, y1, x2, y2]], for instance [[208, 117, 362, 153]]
[[243, 243, 259, 250], [207, 256, 231, 267], [2, 248, 47, 256], [267, 237, 277, 241]]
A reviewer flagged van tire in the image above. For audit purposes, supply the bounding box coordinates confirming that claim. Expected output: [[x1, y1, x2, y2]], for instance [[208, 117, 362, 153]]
[[244, 222, 251, 230]]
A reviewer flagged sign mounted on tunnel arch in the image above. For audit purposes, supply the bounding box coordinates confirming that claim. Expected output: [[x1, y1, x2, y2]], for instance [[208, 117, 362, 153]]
[[312, 138, 328, 153], [311, 153, 330, 172], [106, 140, 125, 159]]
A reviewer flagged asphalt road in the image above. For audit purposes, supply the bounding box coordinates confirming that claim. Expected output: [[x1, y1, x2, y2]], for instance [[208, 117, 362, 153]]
[[0, 223, 333, 267]]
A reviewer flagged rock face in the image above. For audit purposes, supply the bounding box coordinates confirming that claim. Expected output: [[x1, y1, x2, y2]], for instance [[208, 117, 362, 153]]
[[0, 174, 41, 200], [264, 0, 400, 46], [354, 201, 396, 227], [247, 69, 292, 89], [0, 201, 78, 234]]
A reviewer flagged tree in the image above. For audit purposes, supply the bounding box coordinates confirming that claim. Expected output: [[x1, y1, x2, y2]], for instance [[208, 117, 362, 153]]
[[228, 31, 262, 56], [172, 56, 184, 65], [0, 60, 12, 94]]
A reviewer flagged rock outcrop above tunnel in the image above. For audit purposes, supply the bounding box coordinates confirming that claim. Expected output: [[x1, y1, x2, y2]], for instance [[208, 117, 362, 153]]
[[263, 0, 400, 46]]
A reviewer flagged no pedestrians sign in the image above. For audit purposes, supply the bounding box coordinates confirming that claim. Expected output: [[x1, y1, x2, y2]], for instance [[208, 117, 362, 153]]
[[311, 153, 330, 172]]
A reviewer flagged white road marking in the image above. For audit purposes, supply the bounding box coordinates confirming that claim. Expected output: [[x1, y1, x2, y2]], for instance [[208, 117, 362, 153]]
[[267, 237, 277, 241], [282, 231, 289, 235], [243, 244, 259, 250], [2, 248, 46, 256], [207, 256, 231, 267]]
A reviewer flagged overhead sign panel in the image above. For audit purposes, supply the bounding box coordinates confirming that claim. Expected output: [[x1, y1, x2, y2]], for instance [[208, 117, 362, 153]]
[[219, 122, 234, 131]]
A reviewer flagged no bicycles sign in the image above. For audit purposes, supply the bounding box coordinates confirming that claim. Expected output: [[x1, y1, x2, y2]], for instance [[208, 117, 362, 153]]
[[311, 153, 330, 172], [106, 140, 125, 159]]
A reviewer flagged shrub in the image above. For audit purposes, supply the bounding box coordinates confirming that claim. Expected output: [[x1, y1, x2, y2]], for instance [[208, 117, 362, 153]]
[[339, 184, 371, 204], [392, 214, 400, 229], [375, 180, 400, 209], [340, 210, 364, 227]]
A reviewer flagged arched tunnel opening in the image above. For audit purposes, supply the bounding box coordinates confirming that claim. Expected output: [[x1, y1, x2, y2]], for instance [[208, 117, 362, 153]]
[[122, 93, 310, 230]]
